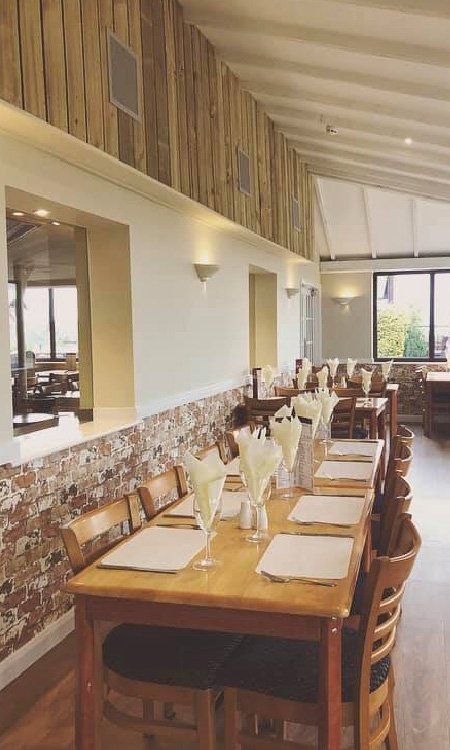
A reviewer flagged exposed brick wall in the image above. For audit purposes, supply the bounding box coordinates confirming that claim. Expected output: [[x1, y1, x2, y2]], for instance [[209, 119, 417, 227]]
[[0, 386, 247, 665]]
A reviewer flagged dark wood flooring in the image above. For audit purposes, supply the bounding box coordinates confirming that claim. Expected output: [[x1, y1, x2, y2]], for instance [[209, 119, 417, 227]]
[[1, 427, 449, 749]]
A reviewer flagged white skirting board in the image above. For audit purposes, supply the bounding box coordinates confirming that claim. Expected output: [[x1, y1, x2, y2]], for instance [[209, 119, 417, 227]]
[[0, 609, 74, 691]]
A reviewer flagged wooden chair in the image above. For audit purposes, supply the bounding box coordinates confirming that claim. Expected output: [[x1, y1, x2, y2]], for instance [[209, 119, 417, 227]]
[[136, 465, 189, 521], [331, 396, 356, 439], [61, 497, 242, 750], [396, 424, 414, 448], [244, 396, 288, 430], [291, 378, 316, 391], [348, 375, 387, 397], [61, 495, 142, 574], [196, 440, 228, 463], [221, 514, 421, 750], [377, 475, 413, 557]]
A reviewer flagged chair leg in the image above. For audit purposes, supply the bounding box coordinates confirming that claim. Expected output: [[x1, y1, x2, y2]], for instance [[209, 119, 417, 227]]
[[224, 689, 240, 750], [195, 689, 216, 750], [385, 680, 399, 750]]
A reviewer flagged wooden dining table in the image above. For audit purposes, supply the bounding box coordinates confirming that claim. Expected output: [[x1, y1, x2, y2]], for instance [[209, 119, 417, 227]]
[[66, 440, 383, 750], [424, 371, 450, 437]]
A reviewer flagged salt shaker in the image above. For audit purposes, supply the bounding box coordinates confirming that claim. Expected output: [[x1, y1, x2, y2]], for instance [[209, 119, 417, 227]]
[[239, 498, 253, 529]]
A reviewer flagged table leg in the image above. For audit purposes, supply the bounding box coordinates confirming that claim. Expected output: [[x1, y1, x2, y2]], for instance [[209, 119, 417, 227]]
[[369, 411, 377, 439], [425, 385, 431, 438], [75, 597, 102, 749], [389, 391, 398, 449], [318, 618, 342, 750]]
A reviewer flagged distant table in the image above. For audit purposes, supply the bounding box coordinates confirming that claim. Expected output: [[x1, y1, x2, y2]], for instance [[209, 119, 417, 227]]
[[13, 412, 59, 434], [425, 372, 450, 437]]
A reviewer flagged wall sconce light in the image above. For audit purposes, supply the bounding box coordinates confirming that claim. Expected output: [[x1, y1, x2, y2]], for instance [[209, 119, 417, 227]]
[[332, 296, 356, 310], [286, 287, 300, 299], [194, 263, 219, 283]]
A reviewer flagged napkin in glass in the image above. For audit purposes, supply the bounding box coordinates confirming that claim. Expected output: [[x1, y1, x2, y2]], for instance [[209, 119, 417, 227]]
[[185, 451, 227, 526], [381, 360, 393, 379], [274, 404, 293, 419], [240, 439, 282, 503], [317, 366, 329, 389], [347, 358, 357, 379], [327, 358, 339, 378], [292, 395, 322, 437], [261, 364, 278, 390], [270, 416, 302, 471]]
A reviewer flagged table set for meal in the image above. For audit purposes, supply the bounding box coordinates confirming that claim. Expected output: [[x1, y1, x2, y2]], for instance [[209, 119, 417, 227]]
[[67, 435, 382, 750]]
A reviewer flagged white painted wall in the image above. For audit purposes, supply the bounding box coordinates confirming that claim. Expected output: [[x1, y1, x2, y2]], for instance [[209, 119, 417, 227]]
[[321, 272, 372, 360], [0, 128, 320, 458]]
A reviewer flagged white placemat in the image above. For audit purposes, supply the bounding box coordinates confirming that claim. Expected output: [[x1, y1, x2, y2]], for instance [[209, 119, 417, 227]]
[[329, 441, 377, 458], [315, 460, 372, 481], [226, 457, 241, 476], [166, 491, 244, 519], [99, 527, 206, 572], [288, 495, 365, 525], [256, 533, 354, 579]]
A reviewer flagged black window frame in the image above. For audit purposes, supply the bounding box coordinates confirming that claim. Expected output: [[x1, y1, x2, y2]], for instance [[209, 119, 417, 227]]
[[19, 284, 77, 363], [373, 269, 450, 363]]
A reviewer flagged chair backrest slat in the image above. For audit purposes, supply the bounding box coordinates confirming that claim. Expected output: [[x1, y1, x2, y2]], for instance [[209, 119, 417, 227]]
[[332, 396, 356, 439]]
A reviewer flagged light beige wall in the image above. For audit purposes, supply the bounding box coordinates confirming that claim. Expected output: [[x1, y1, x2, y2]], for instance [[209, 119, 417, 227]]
[[250, 273, 278, 367], [321, 272, 372, 360]]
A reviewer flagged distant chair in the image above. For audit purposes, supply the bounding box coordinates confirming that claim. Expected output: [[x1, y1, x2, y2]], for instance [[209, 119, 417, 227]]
[[274, 385, 300, 399], [196, 440, 228, 463], [243, 396, 288, 430], [136, 465, 189, 521], [331, 396, 356, 439]]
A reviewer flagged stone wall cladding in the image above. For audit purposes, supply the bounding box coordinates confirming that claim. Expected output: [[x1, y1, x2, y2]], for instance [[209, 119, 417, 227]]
[[0, 386, 247, 664]]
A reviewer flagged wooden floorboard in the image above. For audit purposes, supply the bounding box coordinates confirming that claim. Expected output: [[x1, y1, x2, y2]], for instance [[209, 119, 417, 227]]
[[0, 427, 449, 749]]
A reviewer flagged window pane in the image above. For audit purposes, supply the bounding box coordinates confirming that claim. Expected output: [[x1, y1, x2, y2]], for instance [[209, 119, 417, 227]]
[[8, 283, 18, 367], [434, 273, 450, 358], [376, 274, 430, 359], [53, 286, 78, 357], [23, 287, 50, 359]]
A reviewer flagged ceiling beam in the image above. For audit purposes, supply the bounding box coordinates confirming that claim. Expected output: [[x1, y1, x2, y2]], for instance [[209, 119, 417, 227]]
[[411, 198, 419, 257], [225, 52, 450, 104], [243, 81, 450, 133], [264, 103, 450, 153], [314, 180, 335, 260], [191, 13, 450, 69], [362, 187, 377, 259], [330, 0, 450, 20]]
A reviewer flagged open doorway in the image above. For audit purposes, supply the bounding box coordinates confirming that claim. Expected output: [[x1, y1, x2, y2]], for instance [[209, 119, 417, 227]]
[[249, 267, 278, 369], [7, 212, 92, 434]]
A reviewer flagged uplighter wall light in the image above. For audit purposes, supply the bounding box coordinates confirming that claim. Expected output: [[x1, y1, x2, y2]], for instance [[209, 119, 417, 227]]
[[332, 296, 356, 310], [286, 287, 300, 299], [194, 263, 220, 283]]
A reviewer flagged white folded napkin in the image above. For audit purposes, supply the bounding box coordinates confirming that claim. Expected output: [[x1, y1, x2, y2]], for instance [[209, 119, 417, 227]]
[[327, 358, 339, 378], [292, 395, 322, 437], [288, 495, 365, 525], [316, 389, 339, 424], [240, 439, 282, 504], [261, 364, 278, 389], [226, 456, 241, 476], [270, 416, 302, 472], [381, 360, 393, 379], [256, 533, 354, 579], [317, 366, 329, 389], [297, 366, 309, 389], [274, 404, 293, 419], [185, 452, 227, 526], [100, 527, 207, 572], [361, 368, 373, 395], [236, 428, 266, 459], [347, 358, 357, 379]]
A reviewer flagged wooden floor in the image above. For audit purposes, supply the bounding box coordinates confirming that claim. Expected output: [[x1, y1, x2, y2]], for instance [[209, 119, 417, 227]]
[[1, 427, 449, 749]]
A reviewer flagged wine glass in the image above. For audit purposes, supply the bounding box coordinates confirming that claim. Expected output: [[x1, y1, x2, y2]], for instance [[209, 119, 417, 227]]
[[280, 452, 297, 500], [320, 412, 334, 459], [246, 478, 272, 543], [193, 477, 225, 571], [362, 378, 371, 406]]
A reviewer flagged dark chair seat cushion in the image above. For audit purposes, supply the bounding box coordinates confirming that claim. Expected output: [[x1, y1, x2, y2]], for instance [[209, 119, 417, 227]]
[[103, 625, 243, 690], [218, 628, 390, 703]]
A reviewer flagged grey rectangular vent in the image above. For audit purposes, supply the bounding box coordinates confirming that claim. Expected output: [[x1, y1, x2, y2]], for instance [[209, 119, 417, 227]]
[[107, 29, 140, 120], [238, 148, 251, 195], [292, 196, 301, 231]]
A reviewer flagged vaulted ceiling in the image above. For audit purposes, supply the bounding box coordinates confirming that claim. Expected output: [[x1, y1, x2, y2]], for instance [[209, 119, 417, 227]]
[[179, 0, 450, 205]]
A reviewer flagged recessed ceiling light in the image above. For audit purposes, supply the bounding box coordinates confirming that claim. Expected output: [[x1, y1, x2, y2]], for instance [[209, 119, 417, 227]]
[[34, 209, 49, 217], [51, 221, 60, 226], [12, 211, 24, 217], [404, 137, 413, 146]]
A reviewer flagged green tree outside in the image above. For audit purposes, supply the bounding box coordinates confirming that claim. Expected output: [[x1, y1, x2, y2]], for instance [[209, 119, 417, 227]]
[[377, 307, 429, 358]]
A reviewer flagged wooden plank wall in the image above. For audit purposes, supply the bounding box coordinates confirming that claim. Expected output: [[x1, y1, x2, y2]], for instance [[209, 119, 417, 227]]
[[0, 0, 314, 258]]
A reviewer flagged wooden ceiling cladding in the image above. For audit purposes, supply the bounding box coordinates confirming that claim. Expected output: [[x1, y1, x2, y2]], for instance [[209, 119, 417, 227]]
[[0, 0, 314, 259]]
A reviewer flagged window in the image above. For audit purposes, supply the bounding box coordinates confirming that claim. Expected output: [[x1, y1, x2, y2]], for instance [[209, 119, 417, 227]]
[[22, 285, 78, 361], [373, 271, 450, 361]]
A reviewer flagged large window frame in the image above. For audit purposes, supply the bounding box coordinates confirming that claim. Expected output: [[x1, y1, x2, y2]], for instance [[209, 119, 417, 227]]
[[373, 269, 450, 362]]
